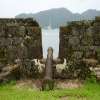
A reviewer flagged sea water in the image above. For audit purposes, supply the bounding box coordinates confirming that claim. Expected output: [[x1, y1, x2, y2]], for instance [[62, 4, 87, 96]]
[[42, 28, 59, 59]]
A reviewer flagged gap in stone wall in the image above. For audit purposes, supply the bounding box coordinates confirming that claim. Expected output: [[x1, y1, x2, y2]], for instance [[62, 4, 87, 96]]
[[42, 28, 59, 59]]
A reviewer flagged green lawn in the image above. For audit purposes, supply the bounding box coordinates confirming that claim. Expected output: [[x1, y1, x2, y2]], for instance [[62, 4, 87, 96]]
[[0, 81, 100, 100]]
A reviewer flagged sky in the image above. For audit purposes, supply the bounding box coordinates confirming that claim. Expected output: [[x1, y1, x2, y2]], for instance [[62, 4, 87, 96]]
[[0, 0, 100, 18]]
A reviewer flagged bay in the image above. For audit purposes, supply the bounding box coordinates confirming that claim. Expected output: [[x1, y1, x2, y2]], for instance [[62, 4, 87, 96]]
[[42, 28, 59, 58]]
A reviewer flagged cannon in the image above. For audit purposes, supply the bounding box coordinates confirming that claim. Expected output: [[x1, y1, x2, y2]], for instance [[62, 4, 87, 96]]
[[41, 47, 63, 91]]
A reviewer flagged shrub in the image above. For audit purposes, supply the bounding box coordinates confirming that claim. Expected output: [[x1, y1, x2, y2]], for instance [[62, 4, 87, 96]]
[[20, 59, 40, 79], [61, 60, 91, 79]]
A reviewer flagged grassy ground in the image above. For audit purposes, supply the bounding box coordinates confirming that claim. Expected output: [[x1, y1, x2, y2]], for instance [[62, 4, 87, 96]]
[[0, 80, 100, 100]]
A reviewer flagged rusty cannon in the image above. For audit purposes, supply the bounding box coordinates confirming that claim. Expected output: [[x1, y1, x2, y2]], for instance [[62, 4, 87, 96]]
[[41, 47, 62, 91]]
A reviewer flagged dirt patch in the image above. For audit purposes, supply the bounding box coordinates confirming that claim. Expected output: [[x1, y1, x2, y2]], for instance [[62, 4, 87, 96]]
[[15, 79, 42, 90], [60, 96, 86, 100], [15, 79, 83, 90], [55, 79, 83, 89], [60, 96, 69, 100]]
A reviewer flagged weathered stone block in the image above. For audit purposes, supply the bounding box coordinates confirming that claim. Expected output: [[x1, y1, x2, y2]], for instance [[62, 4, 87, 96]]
[[60, 27, 72, 35], [71, 27, 80, 36], [95, 16, 100, 21], [68, 37, 80, 46], [81, 36, 94, 45], [71, 51, 83, 60], [59, 17, 100, 62]]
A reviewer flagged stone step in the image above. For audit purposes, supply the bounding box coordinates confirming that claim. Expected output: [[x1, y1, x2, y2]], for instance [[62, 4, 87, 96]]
[[0, 64, 19, 83], [1, 64, 19, 72], [96, 76, 100, 79], [92, 67, 100, 80], [94, 70, 100, 73], [0, 71, 10, 79], [94, 68, 100, 71], [95, 72, 100, 76]]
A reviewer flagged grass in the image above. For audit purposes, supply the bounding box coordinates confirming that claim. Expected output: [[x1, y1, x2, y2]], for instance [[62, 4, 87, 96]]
[[0, 80, 100, 100]]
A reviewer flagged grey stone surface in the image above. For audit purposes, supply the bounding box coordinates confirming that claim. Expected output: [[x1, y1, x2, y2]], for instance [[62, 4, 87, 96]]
[[59, 17, 100, 61], [0, 18, 42, 81]]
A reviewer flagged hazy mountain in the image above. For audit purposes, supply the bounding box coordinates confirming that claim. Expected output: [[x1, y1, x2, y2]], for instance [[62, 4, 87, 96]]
[[15, 8, 100, 28], [81, 9, 100, 20]]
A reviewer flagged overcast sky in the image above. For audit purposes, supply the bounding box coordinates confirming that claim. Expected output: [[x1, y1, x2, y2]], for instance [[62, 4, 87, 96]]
[[0, 0, 100, 18]]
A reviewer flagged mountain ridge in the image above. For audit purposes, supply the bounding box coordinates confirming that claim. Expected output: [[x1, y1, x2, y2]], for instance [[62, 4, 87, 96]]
[[15, 8, 100, 28]]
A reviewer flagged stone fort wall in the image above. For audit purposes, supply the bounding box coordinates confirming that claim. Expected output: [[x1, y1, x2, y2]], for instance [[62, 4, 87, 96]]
[[0, 18, 42, 67], [57, 17, 100, 79], [59, 17, 100, 63]]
